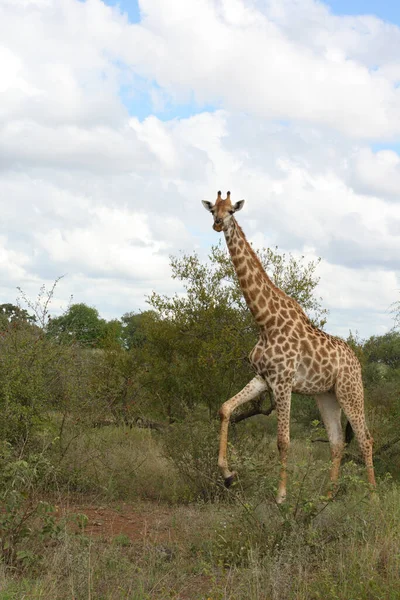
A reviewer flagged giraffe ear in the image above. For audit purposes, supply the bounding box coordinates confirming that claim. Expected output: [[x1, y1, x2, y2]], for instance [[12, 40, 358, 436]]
[[233, 200, 245, 212], [202, 200, 213, 212]]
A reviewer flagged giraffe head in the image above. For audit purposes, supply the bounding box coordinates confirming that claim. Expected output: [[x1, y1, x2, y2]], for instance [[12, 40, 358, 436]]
[[202, 191, 245, 232]]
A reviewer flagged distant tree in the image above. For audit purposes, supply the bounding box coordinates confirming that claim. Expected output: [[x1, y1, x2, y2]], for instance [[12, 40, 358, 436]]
[[0, 303, 36, 329], [346, 331, 365, 365], [121, 311, 156, 350], [150, 243, 327, 328], [363, 331, 400, 370], [47, 303, 108, 347], [100, 319, 124, 350]]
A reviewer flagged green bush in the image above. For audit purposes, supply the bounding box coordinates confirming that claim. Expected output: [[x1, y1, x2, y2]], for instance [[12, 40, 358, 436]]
[[163, 420, 225, 502], [0, 442, 61, 569], [53, 424, 189, 503]]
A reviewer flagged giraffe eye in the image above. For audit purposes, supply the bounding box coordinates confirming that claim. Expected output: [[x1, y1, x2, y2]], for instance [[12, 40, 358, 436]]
[[228, 210, 234, 215]]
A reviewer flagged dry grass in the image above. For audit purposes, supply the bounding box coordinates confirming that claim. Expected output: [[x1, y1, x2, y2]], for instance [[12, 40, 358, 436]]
[[54, 424, 191, 503], [0, 425, 399, 599], [0, 484, 399, 599]]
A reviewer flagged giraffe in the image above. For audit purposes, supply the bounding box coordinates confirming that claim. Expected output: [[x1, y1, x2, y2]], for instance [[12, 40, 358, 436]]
[[202, 191, 376, 503]]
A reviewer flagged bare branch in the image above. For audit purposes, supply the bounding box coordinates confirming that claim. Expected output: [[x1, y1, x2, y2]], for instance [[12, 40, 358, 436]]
[[231, 391, 275, 424]]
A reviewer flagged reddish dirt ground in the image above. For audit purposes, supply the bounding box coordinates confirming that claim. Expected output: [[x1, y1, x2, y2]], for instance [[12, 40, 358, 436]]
[[54, 500, 221, 598], [57, 501, 180, 543]]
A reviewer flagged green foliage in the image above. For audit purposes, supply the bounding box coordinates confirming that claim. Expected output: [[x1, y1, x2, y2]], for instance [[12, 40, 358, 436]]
[[133, 305, 250, 421], [0, 321, 51, 445], [0, 270, 398, 598], [143, 242, 327, 422], [163, 420, 224, 502], [88, 346, 143, 425], [0, 481, 399, 600], [352, 330, 400, 478], [0, 303, 46, 445], [120, 310, 154, 350], [151, 243, 327, 328], [0, 303, 36, 329], [112, 533, 131, 547], [0, 308, 101, 450], [100, 318, 123, 350], [346, 330, 365, 364], [0, 442, 61, 568], [47, 303, 119, 348], [190, 450, 400, 599], [363, 330, 400, 370], [53, 425, 189, 502], [291, 394, 320, 426]]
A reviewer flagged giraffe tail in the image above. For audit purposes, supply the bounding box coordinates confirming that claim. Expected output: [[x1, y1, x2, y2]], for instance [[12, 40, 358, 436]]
[[345, 421, 354, 444]]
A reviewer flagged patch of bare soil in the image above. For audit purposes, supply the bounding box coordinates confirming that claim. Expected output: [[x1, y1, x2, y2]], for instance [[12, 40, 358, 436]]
[[54, 499, 223, 598], [57, 500, 181, 542]]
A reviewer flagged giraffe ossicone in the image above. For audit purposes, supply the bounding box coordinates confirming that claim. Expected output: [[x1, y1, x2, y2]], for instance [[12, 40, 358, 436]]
[[202, 191, 376, 502]]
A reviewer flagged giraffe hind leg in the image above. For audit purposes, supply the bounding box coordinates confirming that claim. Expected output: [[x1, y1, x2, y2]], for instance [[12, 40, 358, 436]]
[[274, 385, 292, 504], [316, 392, 344, 495], [335, 376, 376, 488]]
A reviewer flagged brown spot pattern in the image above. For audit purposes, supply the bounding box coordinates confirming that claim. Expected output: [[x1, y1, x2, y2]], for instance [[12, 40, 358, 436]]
[[203, 193, 376, 498]]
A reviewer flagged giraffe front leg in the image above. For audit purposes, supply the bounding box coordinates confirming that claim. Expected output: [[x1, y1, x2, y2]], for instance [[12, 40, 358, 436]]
[[275, 387, 292, 504], [218, 376, 268, 487]]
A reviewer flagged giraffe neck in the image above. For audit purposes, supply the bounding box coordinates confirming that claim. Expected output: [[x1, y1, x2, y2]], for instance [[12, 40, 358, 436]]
[[224, 218, 283, 327]]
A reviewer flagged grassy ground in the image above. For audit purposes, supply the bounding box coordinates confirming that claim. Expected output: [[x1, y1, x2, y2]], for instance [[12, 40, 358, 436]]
[[0, 424, 399, 600]]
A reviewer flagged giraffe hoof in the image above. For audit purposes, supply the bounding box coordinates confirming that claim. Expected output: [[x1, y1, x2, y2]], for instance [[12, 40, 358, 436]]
[[224, 472, 237, 488]]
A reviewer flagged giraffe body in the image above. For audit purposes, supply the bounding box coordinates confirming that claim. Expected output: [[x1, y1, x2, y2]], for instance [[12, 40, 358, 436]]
[[202, 192, 375, 502]]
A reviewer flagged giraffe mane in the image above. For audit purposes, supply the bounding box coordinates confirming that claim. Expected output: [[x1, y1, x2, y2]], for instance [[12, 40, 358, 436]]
[[234, 220, 309, 318]]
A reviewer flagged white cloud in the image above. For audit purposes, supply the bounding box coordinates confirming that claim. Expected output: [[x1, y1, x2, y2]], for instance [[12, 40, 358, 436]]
[[349, 147, 400, 199], [0, 0, 126, 126], [34, 205, 190, 286], [0, 237, 31, 281], [0, 121, 156, 172], [318, 261, 399, 312], [263, 0, 400, 69], [317, 265, 399, 340], [0, 0, 399, 337], [115, 0, 400, 138], [3, 0, 400, 137]]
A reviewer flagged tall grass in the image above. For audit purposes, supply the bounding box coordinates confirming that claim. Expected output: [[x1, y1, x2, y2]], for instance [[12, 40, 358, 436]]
[[0, 422, 399, 599], [0, 483, 398, 599], [51, 424, 191, 503]]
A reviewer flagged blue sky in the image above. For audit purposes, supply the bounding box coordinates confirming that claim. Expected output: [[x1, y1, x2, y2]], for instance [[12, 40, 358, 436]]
[[103, 0, 219, 120], [103, 0, 140, 23], [103, 0, 400, 157], [102, 0, 400, 26], [2, 0, 400, 336], [329, 0, 400, 155], [328, 0, 400, 24]]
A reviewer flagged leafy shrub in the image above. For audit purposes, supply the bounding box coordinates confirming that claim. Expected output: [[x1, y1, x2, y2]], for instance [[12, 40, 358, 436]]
[[0, 442, 61, 568], [163, 420, 225, 502], [54, 425, 189, 502]]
